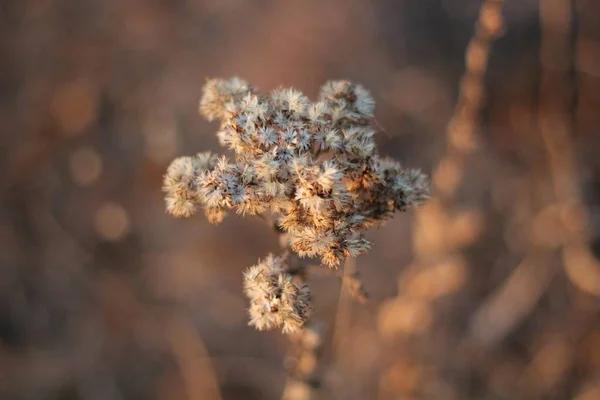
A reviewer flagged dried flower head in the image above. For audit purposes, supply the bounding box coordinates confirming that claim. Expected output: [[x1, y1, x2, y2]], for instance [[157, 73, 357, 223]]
[[163, 77, 429, 333], [163, 77, 430, 268], [243, 254, 311, 334]]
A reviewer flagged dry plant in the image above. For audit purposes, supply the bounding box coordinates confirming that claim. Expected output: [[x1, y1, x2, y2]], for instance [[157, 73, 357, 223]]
[[161, 78, 429, 398], [378, 0, 506, 341], [377, 1, 600, 398], [377, 0, 507, 397]]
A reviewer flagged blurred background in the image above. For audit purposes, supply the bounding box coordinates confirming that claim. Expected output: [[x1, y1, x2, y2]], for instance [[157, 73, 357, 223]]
[[2, 0, 600, 399]]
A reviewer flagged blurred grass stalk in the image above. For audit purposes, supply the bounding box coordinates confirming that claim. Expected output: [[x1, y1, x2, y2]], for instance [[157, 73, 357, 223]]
[[410, 0, 505, 338], [377, 1, 506, 396], [539, 0, 600, 296]]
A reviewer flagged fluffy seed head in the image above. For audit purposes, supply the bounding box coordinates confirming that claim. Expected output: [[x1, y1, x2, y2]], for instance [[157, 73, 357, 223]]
[[166, 78, 430, 268]]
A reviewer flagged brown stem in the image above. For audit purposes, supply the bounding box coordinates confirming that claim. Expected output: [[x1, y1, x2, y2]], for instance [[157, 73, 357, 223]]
[[263, 213, 368, 399]]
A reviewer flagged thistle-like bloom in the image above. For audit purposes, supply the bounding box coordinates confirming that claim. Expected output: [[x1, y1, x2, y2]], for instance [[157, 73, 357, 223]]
[[163, 77, 430, 269], [243, 254, 311, 334]]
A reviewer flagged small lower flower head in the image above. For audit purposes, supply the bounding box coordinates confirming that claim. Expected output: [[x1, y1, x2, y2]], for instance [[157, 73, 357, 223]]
[[243, 254, 311, 334]]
